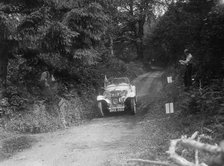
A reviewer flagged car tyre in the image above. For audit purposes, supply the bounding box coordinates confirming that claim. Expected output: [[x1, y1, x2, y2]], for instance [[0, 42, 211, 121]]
[[125, 98, 136, 115], [130, 98, 136, 115], [98, 101, 109, 117]]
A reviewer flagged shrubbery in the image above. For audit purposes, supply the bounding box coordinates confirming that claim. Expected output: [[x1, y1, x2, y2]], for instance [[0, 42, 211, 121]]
[[164, 66, 224, 141], [146, 0, 224, 82]]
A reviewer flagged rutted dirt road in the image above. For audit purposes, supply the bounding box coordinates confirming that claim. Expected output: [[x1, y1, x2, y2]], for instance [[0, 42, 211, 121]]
[[1, 71, 164, 166]]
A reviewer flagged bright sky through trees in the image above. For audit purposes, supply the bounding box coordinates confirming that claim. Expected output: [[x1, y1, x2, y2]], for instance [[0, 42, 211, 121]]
[[219, 0, 224, 4]]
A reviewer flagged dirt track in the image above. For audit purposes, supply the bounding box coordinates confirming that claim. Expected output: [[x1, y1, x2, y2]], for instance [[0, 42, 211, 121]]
[[1, 71, 164, 166]]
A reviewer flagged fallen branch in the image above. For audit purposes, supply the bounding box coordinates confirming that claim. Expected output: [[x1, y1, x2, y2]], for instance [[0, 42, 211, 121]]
[[127, 132, 223, 166], [127, 159, 170, 165], [167, 139, 196, 166], [195, 137, 200, 166], [181, 139, 222, 154], [191, 131, 199, 139]]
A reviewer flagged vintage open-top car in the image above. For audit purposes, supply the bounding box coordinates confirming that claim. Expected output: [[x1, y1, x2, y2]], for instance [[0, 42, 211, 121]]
[[97, 77, 137, 116]]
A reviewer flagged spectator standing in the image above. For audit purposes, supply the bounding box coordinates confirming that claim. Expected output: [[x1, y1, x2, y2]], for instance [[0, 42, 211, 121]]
[[179, 49, 193, 89], [40, 68, 57, 99]]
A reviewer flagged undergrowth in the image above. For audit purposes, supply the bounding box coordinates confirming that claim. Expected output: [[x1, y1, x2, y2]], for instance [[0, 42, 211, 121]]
[[0, 135, 36, 161], [136, 68, 223, 163], [163, 66, 224, 141]]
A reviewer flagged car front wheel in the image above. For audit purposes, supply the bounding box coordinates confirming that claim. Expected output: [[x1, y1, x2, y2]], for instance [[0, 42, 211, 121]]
[[97, 101, 109, 117]]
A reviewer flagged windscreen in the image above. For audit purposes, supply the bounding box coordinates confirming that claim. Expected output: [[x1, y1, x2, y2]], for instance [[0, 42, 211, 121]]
[[108, 78, 130, 85]]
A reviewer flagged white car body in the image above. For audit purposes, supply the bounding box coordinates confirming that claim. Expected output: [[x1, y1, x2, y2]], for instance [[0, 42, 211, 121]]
[[97, 77, 136, 115]]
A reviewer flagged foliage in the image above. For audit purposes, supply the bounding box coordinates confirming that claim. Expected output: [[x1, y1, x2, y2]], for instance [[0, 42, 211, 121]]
[[96, 0, 161, 60], [188, 83, 223, 114], [0, 0, 112, 131], [115, 0, 159, 60], [199, 5, 224, 80], [0, 0, 109, 83], [146, 0, 223, 80], [178, 83, 224, 117], [164, 65, 224, 142]]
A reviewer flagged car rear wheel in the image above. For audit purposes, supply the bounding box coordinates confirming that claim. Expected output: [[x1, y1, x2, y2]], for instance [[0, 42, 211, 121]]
[[125, 98, 136, 115], [130, 98, 136, 115]]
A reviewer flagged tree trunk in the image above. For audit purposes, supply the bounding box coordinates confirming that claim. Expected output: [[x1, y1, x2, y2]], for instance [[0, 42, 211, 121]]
[[109, 35, 114, 57], [0, 43, 8, 98], [136, 18, 145, 60], [136, 41, 144, 60]]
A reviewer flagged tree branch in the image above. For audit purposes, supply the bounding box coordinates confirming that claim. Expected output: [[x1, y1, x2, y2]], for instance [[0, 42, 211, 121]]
[[127, 159, 171, 165]]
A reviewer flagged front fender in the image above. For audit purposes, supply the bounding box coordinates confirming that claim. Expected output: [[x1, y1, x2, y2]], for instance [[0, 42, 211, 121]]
[[97, 95, 111, 104], [97, 95, 104, 101]]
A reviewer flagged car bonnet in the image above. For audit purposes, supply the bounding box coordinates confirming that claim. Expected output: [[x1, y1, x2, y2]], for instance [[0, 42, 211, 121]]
[[105, 83, 130, 91]]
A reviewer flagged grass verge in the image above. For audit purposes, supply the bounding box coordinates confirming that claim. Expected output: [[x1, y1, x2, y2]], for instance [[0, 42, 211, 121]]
[[0, 135, 37, 161]]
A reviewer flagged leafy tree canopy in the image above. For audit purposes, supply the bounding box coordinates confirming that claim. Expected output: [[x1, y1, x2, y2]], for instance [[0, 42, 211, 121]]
[[0, 0, 109, 87]]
